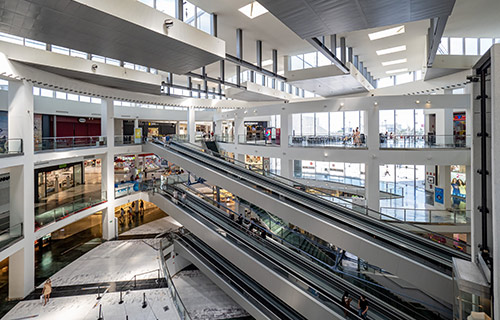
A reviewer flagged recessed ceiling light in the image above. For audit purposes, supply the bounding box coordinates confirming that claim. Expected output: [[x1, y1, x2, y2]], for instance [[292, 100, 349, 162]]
[[239, 2, 268, 19], [386, 68, 408, 74], [262, 59, 273, 66], [381, 58, 407, 66], [376, 45, 407, 56], [369, 26, 405, 41]]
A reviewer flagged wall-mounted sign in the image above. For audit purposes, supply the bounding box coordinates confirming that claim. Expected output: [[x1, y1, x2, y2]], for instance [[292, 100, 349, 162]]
[[134, 128, 142, 144], [78, 118, 86, 123]]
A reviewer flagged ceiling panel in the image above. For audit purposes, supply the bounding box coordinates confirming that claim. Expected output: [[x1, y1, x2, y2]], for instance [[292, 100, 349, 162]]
[[0, 0, 224, 74], [258, 0, 455, 39]]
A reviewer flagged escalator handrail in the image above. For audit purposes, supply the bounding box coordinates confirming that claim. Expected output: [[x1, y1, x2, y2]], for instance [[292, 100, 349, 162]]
[[168, 140, 471, 253]]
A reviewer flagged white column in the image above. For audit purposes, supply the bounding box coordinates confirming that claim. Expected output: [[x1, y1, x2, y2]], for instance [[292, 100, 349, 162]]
[[234, 116, 243, 145], [8, 80, 35, 298], [280, 159, 293, 179], [101, 99, 116, 240], [187, 107, 195, 143], [365, 107, 380, 213]]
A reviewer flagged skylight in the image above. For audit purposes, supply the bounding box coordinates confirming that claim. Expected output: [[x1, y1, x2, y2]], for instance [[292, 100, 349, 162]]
[[368, 26, 405, 41], [386, 68, 408, 74], [239, 2, 268, 19], [262, 59, 273, 66], [381, 58, 407, 66], [376, 45, 407, 56]]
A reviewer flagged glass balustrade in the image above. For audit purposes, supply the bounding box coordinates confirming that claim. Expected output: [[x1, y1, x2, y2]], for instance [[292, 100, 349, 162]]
[[0, 222, 23, 251], [34, 191, 107, 231], [237, 134, 280, 146], [0, 138, 23, 155], [114, 135, 144, 146], [34, 136, 107, 152], [379, 134, 471, 149], [289, 135, 367, 148], [380, 207, 470, 224]]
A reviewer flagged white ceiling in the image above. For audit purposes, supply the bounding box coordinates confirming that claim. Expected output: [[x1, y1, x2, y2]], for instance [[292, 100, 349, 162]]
[[444, 0, 500, 37]]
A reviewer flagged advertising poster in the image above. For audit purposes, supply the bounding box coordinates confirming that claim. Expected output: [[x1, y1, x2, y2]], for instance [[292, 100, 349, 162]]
[[134, 128, 142, 144], [435, 187, 444, 204]]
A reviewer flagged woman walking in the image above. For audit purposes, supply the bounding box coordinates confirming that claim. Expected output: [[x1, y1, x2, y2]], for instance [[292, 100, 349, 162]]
[[42, 278, 52, 306]]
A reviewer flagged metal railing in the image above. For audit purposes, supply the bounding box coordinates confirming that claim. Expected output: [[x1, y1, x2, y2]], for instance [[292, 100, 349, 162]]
[[159, 235, 192, 320], [380, 207, 470, 224], [0, 222, 23, 251], [0, 138, 23, 155], [289, 134, 367, 148], [34, 136, 107, 152], [237, 134, 280, 146], [35, 191, 107, 231], [379, 134, 471, 149]]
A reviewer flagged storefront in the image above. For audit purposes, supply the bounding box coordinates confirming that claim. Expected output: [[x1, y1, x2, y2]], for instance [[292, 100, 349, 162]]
[[244, 121, 267, 140], [36, 162, 83, 201]]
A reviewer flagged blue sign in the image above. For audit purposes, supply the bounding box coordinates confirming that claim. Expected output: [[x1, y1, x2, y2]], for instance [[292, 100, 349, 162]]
[[435, 187, 444, 204]]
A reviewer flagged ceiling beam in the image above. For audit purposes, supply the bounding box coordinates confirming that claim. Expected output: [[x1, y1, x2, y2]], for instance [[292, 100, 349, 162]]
[[427, 16, 449, 67], [225, 54, 287, 81], [306, 37, 349, 73]]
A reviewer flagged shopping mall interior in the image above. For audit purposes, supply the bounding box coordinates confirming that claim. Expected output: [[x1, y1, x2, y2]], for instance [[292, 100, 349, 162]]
[[0, 0, 498, 319]]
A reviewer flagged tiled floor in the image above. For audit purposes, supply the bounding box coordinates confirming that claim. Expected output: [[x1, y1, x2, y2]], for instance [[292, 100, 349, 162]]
[[173, 269, 250, 320]]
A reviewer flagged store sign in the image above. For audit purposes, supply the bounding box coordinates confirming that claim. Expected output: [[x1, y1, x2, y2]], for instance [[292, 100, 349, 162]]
[[435, 187, 444, 204], [78, 118, 86, 123], [58, 164, 67, 169]]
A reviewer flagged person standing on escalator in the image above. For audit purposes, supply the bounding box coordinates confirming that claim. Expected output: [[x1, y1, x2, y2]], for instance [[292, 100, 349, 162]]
[[358, 295, 369, 319], [341, 291, 353, 318]]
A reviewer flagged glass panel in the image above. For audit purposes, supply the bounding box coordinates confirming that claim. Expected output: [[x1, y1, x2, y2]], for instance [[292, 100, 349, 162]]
[[70, 49, 87, 59], [156, 0, 176, 16], [318, 52, 330, 66], [68, 93, 79, 101], [24, 38, 46, 50], [395, 109, 414, 135], [33, 87, 40, 96], [344, 111, 359, 135], [40, 88, 53, 97], [301, 113, 315, 135], [303, 52, 317, 68], [464, 38, 478, 55], [52, 45, 70, 55], [197, 10, 212, 34], [480, 38, 493, 55], [80, 95, 91, 103], [329, 112, 344, 135], [184, 2, 196, 26], [379, 110, 395, 135], [450, 37, 464, 55], [55, 91, 67, 99], [315, 112, 329, 135], [292, 114, 301, 136], [91, 55, 106, 63], [377, 77, 393, 88], [0, 32, 23, 45], [395, 72, 413, 85], [290, 55, 303, 70], [105, 58, 121, 66], [438, 37, 449, 55], [414, 109, 425, 135]]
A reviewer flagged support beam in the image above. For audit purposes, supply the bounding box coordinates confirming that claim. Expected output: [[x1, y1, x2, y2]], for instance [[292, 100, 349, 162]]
[[307, 37, 349, 73], [236, 29, 243, 87], [188, 76, 193, 97], [354, 55, 359, 69], [175, 0, 183, 21], [225, 55, 287, 81], [256, 40, 265, 86], [272, 49, 278, 89], [330, 34, 337, 53], [427, 16, 449, 67], [348, 47, 353, 63], [211, 14, 217, 37]]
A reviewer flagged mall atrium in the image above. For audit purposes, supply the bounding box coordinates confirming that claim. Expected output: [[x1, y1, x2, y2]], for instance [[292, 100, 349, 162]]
[[0, 0, 498, 319]]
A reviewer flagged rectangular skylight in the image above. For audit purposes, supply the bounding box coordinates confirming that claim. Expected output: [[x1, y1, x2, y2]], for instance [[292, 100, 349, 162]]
[[376, 45, 407, 56], [262, 59, 273, 66], [369, 26, 405, 40], [239, 2, 268, 19], [381, 58, 407, 66], [386, 68, 408, 74]]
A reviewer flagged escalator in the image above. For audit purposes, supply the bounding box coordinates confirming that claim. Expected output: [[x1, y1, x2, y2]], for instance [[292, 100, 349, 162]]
[[202, 139, 219, 155], [143, 140, 469, 302], [174, 233, 307, 320], [150, 184, 447, 319]]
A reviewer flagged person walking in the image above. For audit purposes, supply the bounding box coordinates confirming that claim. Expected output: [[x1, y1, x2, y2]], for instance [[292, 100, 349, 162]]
[[41, 278, 52, 306], [140, 200, 145, 216], [358, 295, 369, 319], [341, 291, 353, 318]]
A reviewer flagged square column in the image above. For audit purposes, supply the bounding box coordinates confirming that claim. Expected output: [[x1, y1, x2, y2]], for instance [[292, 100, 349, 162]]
[[365, 106, 380, 214], [8, 80, 35, 298], [101, 99, 116, 240], [234, 116, 244, 145], [187, 107, 195, 143]]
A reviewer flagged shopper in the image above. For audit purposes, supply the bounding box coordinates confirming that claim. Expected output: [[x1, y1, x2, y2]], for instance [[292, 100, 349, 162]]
[[41, 278, 52, 306], [358, 295, 369, 319], [341, 291, 353, 318], [140, 200, 145, 216]]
